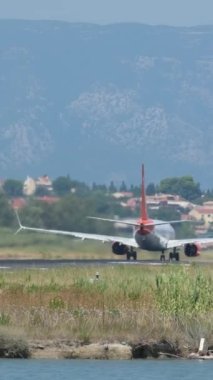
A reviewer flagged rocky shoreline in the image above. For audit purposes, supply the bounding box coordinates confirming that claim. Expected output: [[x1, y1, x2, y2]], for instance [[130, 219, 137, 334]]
[[28, 339, 181, 360], [1, 337, 213, 359], [0, 335, 183, 359]]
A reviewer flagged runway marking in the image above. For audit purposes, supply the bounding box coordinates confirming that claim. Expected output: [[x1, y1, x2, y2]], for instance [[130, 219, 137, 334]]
[[0, 259, 211, 270]]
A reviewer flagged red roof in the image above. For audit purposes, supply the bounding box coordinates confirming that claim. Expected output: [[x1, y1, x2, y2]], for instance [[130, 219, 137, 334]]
[[195, 207, 213, 214], [11, 198, 27, 209], [36, 196, 59, 204]]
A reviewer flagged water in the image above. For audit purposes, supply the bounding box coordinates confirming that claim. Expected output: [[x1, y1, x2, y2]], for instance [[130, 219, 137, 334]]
[[0, 359, 212, 380]]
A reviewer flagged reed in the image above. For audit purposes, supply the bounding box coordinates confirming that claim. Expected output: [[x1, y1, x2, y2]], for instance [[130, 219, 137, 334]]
[[0, 265, 212, 351]]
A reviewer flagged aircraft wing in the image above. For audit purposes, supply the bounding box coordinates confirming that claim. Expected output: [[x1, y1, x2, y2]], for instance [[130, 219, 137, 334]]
[[17, 224, 139, 248], [87, 216, 140, 226], [166, 237, 213, 249], [88, 216, 191, 227]]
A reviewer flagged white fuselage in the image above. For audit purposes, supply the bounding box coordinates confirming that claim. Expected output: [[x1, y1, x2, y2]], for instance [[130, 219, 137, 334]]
[[134, 221, 175, 251]]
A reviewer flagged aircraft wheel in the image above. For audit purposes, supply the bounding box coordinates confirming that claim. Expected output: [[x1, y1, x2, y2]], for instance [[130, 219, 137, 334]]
[[133, 251, 137, 260], [160, 254, 165, 262], [127, 252, 131, 260], [175, 252, 180, 261]]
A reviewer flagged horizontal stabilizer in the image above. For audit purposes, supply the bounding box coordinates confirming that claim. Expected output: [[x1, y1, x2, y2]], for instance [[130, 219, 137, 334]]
[[87, 216, 191, 227]]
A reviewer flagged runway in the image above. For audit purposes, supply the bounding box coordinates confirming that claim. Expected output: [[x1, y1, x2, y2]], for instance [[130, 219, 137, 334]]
[[0, 258, 212, 270], [0, 259, 163, 270]]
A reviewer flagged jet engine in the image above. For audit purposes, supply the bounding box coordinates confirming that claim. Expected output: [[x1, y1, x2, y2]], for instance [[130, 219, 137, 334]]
[[112, 242, 128, 256], [184, 243, 200, 257]]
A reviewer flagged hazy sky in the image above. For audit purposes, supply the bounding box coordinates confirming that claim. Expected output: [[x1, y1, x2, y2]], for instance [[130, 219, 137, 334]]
[[1, 0, 213, 26]]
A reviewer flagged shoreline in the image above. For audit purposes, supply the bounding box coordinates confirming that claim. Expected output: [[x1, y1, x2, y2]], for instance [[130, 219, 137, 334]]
[[0, 336, 180, 359], [2, 337, 209, 360], [28, 340, 213, 360]]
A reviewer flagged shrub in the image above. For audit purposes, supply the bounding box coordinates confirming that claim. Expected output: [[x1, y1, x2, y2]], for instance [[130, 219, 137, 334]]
[[0, 333, 30, 358]]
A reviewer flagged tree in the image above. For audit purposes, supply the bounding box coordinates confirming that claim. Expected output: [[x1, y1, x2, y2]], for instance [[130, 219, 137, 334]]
[[158, 176, 201, 202], [35, 185, 50, 197], [146, 182, 156, 195], [0, 193, 14, 226], [149, 206, 180, 222], [119, 181, 127, 192], [130, 184, 140, 197], [93, 184, 107, 193], [108, 181, 117, 193], [3, 179, 23, 197], [52, 176, 72, 196], [69, 179, 90, 196]]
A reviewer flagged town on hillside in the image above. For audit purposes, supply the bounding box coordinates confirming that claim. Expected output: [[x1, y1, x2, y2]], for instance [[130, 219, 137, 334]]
[[1, 173, 213, 239]]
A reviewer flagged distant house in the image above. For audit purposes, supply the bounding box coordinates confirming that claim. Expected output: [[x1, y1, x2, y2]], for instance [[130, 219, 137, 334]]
[[122, 193, 194, 212], [112, 192, 133, 199], [125, 198, 138, 211], [23, 176, 36, 196], [23, 175, 53, 196], [146, 194, 193, 211], [36, 175, 52, 191], [189, 203, 213, 228]]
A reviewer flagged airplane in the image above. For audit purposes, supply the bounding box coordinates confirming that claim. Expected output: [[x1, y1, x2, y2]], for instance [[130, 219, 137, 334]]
[[15, 165, 213, 262]]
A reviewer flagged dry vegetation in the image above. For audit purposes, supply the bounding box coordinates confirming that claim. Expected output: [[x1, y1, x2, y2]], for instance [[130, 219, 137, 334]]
[[0, 264, 212, 354], [0, 228, 213, 355]]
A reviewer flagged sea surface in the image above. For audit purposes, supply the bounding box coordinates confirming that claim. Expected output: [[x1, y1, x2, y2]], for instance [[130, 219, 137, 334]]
[[0, 359, 212, 380]]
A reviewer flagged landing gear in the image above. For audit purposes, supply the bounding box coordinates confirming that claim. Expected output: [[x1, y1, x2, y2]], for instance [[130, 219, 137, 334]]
[[160, 252, 166, 262], [169, 248, 180, 262], [127, 247, 137, 261]]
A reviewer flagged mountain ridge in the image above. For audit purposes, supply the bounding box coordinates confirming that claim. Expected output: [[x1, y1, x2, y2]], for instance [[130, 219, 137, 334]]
[[0, 20, 213, 186]]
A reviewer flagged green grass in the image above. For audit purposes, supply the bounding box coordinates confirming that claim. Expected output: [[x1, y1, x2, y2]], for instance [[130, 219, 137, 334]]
[[0, 265, 212, 353], [0, 227, 212, 354]]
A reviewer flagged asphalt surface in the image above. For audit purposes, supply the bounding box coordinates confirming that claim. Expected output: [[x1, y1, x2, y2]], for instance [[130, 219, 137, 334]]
[[0, 258, 212, 269]]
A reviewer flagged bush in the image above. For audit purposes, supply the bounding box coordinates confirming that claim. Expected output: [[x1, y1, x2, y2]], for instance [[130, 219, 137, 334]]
[[0, 333, 30, 358]]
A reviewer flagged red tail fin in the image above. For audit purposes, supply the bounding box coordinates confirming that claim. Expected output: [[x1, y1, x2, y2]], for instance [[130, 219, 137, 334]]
[[141, 164, 148, 221]]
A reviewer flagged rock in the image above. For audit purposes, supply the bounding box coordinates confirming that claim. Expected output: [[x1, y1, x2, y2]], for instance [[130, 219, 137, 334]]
[[64, 343, 132, 360], [132, 340, 179, 359], [105, 344, 132, 360]]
